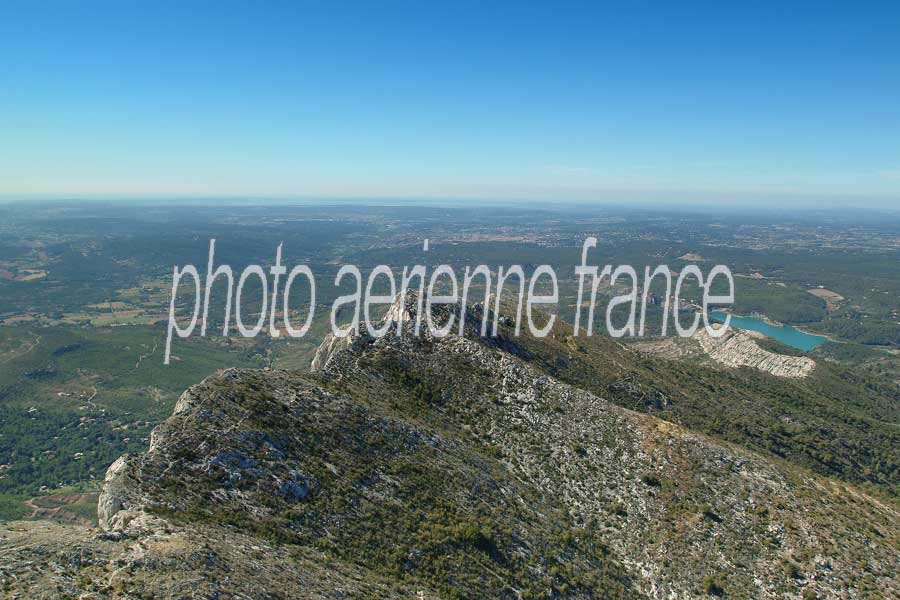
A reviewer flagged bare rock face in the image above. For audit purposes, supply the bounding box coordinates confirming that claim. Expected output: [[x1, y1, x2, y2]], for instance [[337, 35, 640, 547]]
[[310, 289, 488, 373], [96, 455, 129, 531], [695, 325, 816, 378], [310, 290, 423, 373], [98, 454, 170, 535], [309, 331, 355, 372]]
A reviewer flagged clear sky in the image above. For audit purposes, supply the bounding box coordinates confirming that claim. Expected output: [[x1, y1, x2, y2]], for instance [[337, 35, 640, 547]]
[[1, 1, 899, 205]]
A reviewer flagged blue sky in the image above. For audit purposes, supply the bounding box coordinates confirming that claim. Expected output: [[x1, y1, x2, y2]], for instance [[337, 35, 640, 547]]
[[1, 1, 899, 204]]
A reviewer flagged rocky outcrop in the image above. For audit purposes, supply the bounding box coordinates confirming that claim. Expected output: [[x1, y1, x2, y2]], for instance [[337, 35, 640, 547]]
[[696, 324, 816, 377], [310, 290, 428, 373], [309, 331, 355, 371], [96, 455, 129, 531]]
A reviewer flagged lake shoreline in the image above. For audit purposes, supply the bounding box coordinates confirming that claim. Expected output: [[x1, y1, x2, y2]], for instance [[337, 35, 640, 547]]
[[707, 310, 828, 351]]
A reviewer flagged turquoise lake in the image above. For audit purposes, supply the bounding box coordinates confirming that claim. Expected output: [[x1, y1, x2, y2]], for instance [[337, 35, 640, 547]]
[[708, 311, 827, 351]]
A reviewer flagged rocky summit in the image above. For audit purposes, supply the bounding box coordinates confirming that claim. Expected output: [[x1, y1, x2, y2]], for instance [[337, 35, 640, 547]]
[[2, 293, 898, 599]]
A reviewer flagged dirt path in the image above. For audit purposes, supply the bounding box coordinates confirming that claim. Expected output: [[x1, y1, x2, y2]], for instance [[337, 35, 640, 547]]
[[134, 338, 158, 370], [0, 332, 41, 364], [22, 494, 97, 526]]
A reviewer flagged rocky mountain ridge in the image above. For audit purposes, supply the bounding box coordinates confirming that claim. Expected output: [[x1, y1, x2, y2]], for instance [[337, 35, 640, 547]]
[[3, 293, 898, 599]]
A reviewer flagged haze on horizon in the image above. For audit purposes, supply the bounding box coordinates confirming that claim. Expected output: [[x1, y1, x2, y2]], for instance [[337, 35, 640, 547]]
[[1, 2, 898, 207]]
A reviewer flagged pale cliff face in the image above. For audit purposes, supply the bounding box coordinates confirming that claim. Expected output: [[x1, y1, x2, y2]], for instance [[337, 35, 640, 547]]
[[695, 325, 816, 378], [634, 323, 816, 378]]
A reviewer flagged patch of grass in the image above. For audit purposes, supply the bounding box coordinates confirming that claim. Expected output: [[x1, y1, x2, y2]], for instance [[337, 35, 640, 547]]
[[0, 494, 28, 521]]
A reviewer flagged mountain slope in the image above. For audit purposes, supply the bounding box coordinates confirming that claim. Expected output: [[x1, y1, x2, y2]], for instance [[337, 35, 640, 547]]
[[492, 307, 900, 497], [3, 293, 898, 599]]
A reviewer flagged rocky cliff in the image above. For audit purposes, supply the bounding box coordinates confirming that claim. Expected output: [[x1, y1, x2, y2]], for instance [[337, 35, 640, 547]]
[[634, 324, 816, 378], [695, 325, 816, 378]]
